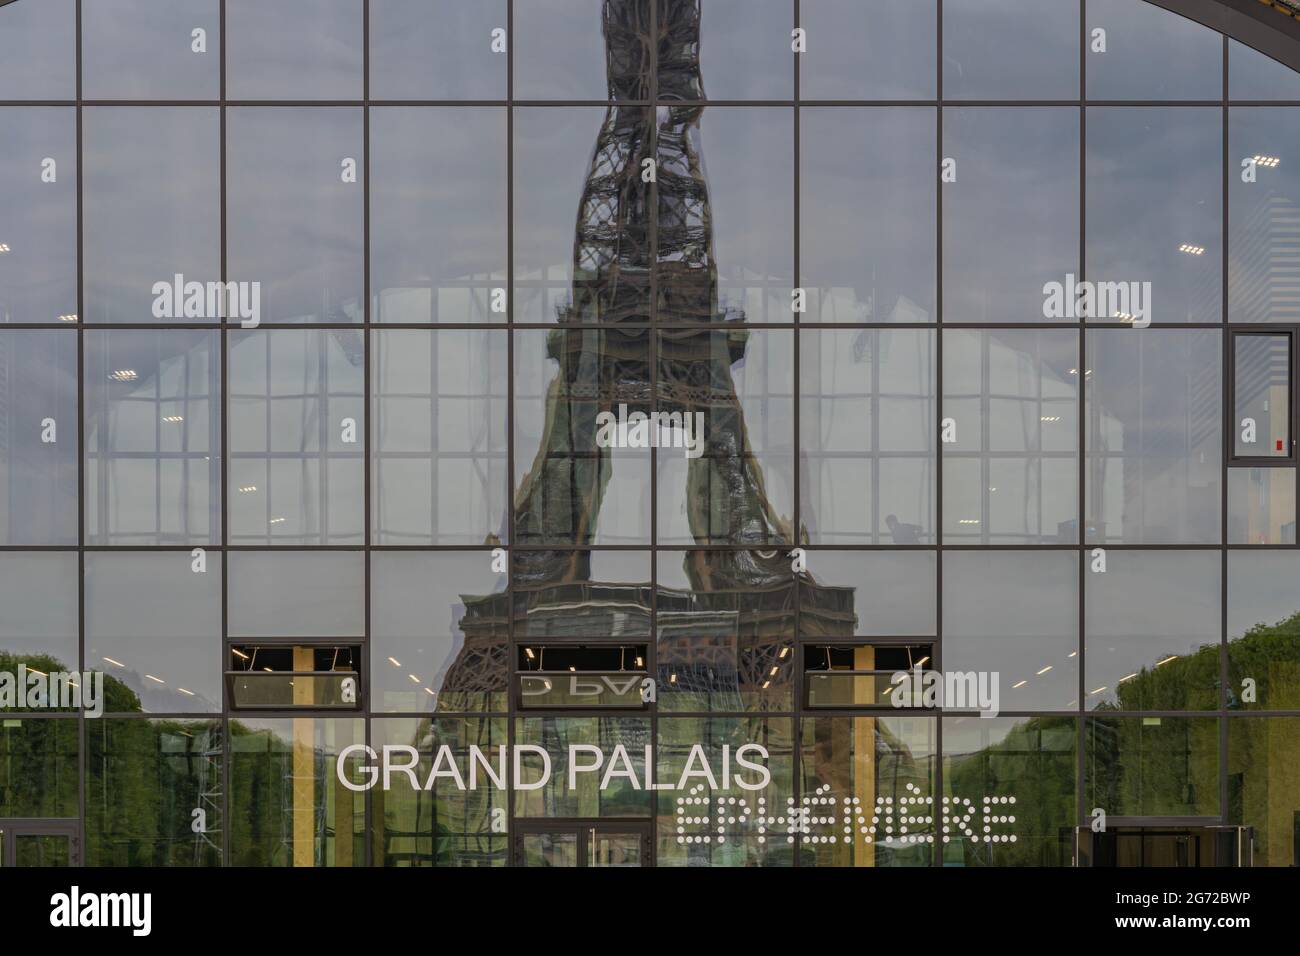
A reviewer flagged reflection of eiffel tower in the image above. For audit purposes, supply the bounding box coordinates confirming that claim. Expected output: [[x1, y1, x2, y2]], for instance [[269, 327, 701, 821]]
[[446, 2, 854, 701]]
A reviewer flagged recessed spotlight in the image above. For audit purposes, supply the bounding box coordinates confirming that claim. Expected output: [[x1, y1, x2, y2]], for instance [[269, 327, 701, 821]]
[[109, 369, 138, 382], [1253, 154, 1280, 168], [161, 415, 184, 423], [238, 485, 257, 493], [1179, 243, 1205, 256], [58, 314, 78, 322]]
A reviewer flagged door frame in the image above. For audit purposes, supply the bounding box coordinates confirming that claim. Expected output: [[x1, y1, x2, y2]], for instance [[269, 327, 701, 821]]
[[512, 818, 653, 867], [0, 818, 81, 867]]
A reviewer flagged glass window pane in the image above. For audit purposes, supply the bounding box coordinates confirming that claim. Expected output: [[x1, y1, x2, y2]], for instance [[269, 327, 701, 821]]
[[799, 550, 936, 638], [0, 330, 78, 545], [1227, 552, 1300, 711], [227, 551, 365, 638], [800, 329, 935, 544], [1229, 717, 1300, 866], [942, 716, 1076, 867], [370, 108, 507, 324], [1229, 39, 1300, 101], [1230, 107, 1300, 323], [0, 0, 75, 100], [82, 0, 220, 100], [799, 0, 935, 100], [0, 552, 78, 682], [84, 107, 221, 324], [229, 717, 365, 866], [1085, 551, 1220, 711], [945, 552, 1079, 712], [512, 549, 652, 637], [1228, 467, 1296, 544], [1085, 0, 1222, 101], [228, 329, 365, 544], [0, 108, 77, 325], [943, 0, 1078, 100], [801, 107, 935, 324], [372, 552, 508, 713], [1086, 716, 1220, 818], [373, 330, 508, 544], [1232, 333, 1290, 457], [514, 0, 629, 101], [658, 716, 794, 867], [514, 716, 653, 818], [0, 719, 78, 818], [800, 716, 932, 867], [513, 328, 652, 546], [371, 717, 508, 866], [226, 0, 362, 100], [227, 108, 364, 325], [85, 330, 221, 545], [943, 329, 1078, 543], [675, 108, 792, 324], [513, 107, 630, 324], [369, 0, 507, 99], [1087, 107, 1221, 324], [657, 550, 795, 712], [1085, 330, 1222, 544], [943, 108, 1079, 324], [86, 552, 222, 713], [657, 329, 792, 545], [86, 719, 223, 866], [689, 0, 792, 101]]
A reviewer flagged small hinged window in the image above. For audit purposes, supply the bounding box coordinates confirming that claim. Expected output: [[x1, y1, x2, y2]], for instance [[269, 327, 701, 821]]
[[1230, 330, 1295, 464]]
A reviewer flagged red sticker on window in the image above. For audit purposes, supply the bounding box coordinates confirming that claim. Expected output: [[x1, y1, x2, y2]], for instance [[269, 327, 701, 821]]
[[1278, 439, 1285, 451]]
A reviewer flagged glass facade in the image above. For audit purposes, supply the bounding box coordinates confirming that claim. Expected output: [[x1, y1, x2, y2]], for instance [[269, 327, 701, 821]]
[[0, 0, 1299, 870]]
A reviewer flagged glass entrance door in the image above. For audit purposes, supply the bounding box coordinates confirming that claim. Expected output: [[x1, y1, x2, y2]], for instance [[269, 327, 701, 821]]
[[515, 822, 651, 867], [0, 821, 79, 867], [1078, 825, 1253, 867]]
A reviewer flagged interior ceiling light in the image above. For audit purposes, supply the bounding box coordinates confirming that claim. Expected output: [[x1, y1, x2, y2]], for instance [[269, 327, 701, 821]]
[[109, 369, 138, 382], [1253, 155, 1280, 168], [1179, 243, 1205, 256]]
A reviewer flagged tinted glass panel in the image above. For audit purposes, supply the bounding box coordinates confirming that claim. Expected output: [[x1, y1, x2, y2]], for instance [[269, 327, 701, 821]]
[[82, 0, 220, 100], [84, 107, 221, 324], [799, 0, 935, 100], [228, 329, 365, 544], [373, 329, 508, 544], [0, 0, 75, 99], [1227, 552, 1300, 710], [227, 551, 365, 638], [1087, 107, 1221, 324], [800, 329, 935, 544], [227, 108, 364, 325], [369, 0, 507, 99], [943, 108, 1079, 324], [1086, 716, 1220, 818], [0, 331, 78, 545], [1230, 107, 1300, 323], [0, 552, 79, 685], [944, 552, 1078, 712], [1085, 551, 1220, 711], [85, 329, 221, 545], [370, 108, 507, 325], [943, 329, 1078, 543], [1085, 330, 1221, 544], [86, 552, 222, 713], [1086, 0, 1222, 101], [371, 552, 508, 713], [0, 108, 77, 324], [226, 0, 363, 100], [943, 0, 1078, 100], [801, 108, 935, 323]]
